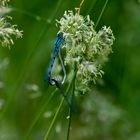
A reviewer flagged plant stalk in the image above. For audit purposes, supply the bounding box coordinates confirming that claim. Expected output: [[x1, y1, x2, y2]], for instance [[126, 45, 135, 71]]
[[66, 64, 77, 140]]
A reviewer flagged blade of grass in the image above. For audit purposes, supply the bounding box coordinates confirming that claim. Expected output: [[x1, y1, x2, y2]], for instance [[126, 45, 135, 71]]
[[43, 80, 73, 140], [95, 0, 108, 29], [0, 0, 64, 118], [10, 7, 48, 22], [23, 88, 57, 140], [87, 0, 97, 14], [43, 97, 64, 140]]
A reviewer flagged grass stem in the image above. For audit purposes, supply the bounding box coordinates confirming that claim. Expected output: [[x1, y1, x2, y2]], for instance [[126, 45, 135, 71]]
[[66, 64, 77, 140]]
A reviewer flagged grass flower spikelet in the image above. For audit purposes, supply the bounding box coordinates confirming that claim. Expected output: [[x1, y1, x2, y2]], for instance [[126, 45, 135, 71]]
[[56, 10, 115, 94]]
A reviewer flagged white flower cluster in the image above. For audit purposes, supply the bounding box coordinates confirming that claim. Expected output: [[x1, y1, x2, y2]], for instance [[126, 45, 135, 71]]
[[56, 10, 115, 94], [0, 0, 22, 48], [0, 0, 9, 6]]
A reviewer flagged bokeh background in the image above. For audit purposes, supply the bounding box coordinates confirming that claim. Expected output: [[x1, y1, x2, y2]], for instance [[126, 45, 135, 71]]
[[0, 0, 140, 140]]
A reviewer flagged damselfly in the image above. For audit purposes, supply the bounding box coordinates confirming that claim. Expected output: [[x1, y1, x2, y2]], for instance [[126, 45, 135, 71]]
[[45, 32, 66, 88], [45, 33, 76, 112]]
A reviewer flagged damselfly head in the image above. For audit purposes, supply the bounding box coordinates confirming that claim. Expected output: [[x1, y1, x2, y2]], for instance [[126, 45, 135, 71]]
[[48, 78, 55, 86], [51, 79, 62, 88], [57, 32, 66, 40]]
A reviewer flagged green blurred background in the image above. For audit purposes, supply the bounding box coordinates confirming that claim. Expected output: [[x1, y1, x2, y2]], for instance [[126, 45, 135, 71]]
[[0, 0, 140, 140]]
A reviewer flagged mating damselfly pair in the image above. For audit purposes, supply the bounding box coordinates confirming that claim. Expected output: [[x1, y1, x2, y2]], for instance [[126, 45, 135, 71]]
[[45, 32, 66, 88], [45, 33, 76, 112]]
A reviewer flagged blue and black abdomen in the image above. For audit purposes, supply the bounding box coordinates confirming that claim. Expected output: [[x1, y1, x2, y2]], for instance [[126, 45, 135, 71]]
[[45, 33, 64, 84]]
